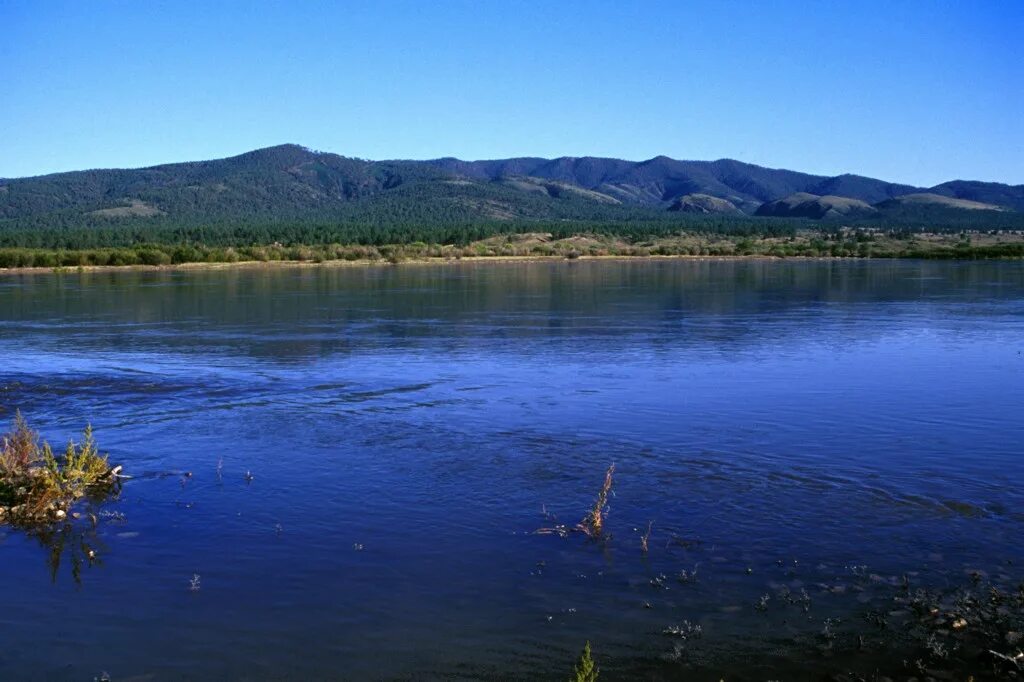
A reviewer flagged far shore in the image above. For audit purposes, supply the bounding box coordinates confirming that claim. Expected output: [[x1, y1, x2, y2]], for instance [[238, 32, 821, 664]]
[[2, 230, 1022, 275], [0, 252, 949, 277], [1, 250, 1021, 276]]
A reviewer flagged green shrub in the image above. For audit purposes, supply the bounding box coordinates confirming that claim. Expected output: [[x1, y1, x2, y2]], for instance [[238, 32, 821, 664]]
[[137, 248, 172, 266], [569, 641, 598, 682], [1, 413, 119, 523]]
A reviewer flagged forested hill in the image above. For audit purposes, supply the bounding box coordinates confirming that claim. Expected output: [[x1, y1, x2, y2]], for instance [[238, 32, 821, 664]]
[[1, 144, 1023, 247]]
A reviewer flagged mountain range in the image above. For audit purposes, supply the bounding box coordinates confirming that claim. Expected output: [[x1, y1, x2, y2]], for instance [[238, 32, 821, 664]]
[[1, 144, 1022, 234]]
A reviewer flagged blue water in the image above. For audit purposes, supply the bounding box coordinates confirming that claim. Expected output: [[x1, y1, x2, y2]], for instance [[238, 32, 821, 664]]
[[0, 259, 1022, 680]]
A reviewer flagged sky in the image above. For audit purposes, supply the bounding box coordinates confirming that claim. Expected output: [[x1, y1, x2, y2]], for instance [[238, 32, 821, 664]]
[[2, 0, 1022, 186]]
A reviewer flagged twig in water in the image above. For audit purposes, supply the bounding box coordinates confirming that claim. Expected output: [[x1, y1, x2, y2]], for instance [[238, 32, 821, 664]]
[[534, 525, 569, 537], [534, 464, 615, 539], [677, 564, 700, 585], [577, 464, 614, 538], [988, 649, 1024, 670], [640, 521, 652, 554]]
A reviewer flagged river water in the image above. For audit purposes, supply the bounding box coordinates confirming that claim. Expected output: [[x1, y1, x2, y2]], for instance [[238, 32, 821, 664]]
[[0, 259, 1022, 680]]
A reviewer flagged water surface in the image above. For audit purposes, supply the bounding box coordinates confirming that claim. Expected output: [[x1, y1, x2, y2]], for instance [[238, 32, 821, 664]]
[[1, 260, 1022, 680]]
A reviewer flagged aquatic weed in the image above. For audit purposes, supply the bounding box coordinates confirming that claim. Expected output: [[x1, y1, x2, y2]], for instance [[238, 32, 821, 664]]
[[925, 632, 951, 660], [677, 564, 700, 585], [663, 621, 703, 640], [820, 617, 838, 643]]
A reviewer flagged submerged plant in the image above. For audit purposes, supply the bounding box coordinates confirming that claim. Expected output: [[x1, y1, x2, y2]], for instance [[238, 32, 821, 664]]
[[663, 621, 703, 640], [569, 641, 599, 682], [677, 564, 700, 585]]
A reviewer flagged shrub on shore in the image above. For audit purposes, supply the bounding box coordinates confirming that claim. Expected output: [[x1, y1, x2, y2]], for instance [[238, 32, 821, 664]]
[[1, 232, 1022, 271]]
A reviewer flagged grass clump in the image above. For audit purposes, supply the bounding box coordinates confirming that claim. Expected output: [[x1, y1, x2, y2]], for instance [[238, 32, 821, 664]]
[[0, 412, 120, 525]]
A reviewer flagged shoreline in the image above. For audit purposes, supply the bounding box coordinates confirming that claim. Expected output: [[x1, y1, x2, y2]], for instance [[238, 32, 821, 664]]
[[3, 230, 1022, 274], [0, 253, 795, 276], [0, 252, 1010, 276]]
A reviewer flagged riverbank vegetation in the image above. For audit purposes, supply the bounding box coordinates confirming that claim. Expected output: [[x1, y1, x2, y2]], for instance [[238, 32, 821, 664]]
[[1, 229, 1023, 270], [0, 413, 121, 525]]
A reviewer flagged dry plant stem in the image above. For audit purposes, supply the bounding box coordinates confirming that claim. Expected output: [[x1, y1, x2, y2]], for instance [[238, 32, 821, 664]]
[[641, 521, 652, 554], [578, 463, 615, 537], [534, 463, 616, 539], [534, 526, 570, 537]]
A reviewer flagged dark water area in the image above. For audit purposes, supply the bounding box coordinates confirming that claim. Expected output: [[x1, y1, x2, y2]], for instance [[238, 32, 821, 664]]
[[0, 259, 1022, 680]]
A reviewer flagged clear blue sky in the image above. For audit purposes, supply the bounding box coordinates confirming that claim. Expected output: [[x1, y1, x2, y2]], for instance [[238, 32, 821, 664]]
[[2, 0, 1022, 185]]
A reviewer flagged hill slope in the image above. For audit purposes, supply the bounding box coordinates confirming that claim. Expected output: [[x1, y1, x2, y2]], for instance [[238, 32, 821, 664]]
[[668, 193, 744, 215], [755, 193, 880, 220], [1, 145, 1021, 240]]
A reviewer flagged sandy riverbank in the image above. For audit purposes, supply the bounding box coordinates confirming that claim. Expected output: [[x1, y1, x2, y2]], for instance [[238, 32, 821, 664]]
[[0, 253, 795, 276]]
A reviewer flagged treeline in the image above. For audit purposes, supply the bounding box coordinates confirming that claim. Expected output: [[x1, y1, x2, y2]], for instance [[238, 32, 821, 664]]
[[0, 215, 801, 251], [2, 233, 1022, 270], [0, 243, 380, 268], [850, 208, 1024, 233]]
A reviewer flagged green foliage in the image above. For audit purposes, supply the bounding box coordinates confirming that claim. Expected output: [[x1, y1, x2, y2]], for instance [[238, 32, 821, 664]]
[[2, 144, 1022, 255], [1, 229, 1022, 270], [0, 212, 802, 253], [0, 414, 118, 523], [42, 424, 110, 501], [570, 641, 599, 682]]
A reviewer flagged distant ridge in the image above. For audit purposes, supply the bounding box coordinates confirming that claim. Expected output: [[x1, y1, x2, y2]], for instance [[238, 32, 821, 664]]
[[1, 144, 1021, 234], [755, 193, 878, 220]]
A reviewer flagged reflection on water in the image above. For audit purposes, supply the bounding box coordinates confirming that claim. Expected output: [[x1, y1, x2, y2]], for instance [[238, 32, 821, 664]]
[[0, 259, 1022, 679], [32, 517, 108, 585]]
